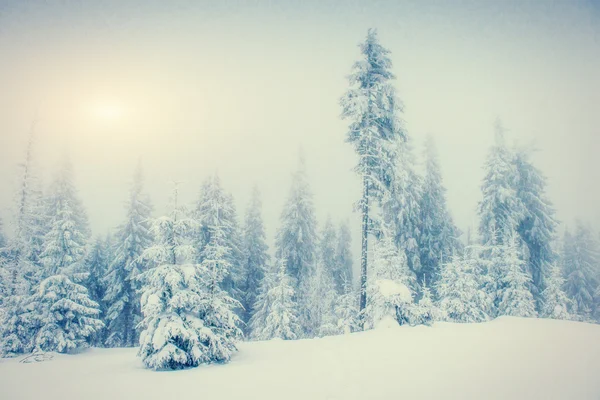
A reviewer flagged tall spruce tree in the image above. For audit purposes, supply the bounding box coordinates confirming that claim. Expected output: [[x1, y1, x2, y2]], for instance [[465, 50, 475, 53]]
[[194, 174, 245, 305], [275, 156, 318, 335], [334, 221, 354, 294], [514, 147, 559, 305], [562, 223, 599, 321], [103, 165, 153, 347], [340, 29, 405, 314], [84, 235, 110, 346], [541, 264, 571, 320], [242, 187, 270, 327], [419, 136, 461, 287]]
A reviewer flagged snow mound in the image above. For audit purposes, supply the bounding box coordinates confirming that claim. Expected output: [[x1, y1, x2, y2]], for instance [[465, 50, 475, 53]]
[[1, 317, 599, 400]]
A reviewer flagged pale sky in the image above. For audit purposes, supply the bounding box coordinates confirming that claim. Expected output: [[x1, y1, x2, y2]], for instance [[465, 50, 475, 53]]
[[0, 0, 599, 255]]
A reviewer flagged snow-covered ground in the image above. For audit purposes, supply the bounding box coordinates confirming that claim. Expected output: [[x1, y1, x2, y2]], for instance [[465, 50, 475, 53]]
[[1, 317, 599, 400]]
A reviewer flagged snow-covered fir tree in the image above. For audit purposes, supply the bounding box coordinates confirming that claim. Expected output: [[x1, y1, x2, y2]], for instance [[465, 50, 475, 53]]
[[478, 121, 525, 248], [307, 259, 337, 337], [103, 165, 153, 347], [242, 186, 270, 328], [25, 159, 102, 354], [437, 248, 490, 323], [194, 174, 245, 308], [540, 265, 571, 320], [30, 274, 103, 353], [138, 184, 241, 369], [562, 223, 599, 321], [334, 221, 353, 294], [84, 236, 111, 346], [248, 262, 275, 340], [514, 147, 559, 305], [340, 28, 405, 314], [497, 233, 537, 318], [251, 259, 299, 341], [275, 156, 318, 335], [333, 279, 360, 334], [410, 283, 444, 326], [419, 136, 461, 287], [363, 228, 414, 329]]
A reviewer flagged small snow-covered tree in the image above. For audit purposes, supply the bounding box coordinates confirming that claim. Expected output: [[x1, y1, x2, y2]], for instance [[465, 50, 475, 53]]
[[103, 165, 153, 347], [497, 234, 537, 318], [410, 283, 444, 326], [540, 265, 571, 320], [31, 275, 103, 353], [341, 29, 405, 313], [419, 136, 462, 287], [437, 249, 490, 323], [307, 259, 337, 337], [562, 223, 599, 321], [275, 156, 318, 335], [84, 236, 110, 346], [334, 221, 353, 294], [248, 263, 275, 340], [333, 279, 359, 334], [242, 187, 270, 327], [363, 230, 414, 329], [253, 259, 300, 341]]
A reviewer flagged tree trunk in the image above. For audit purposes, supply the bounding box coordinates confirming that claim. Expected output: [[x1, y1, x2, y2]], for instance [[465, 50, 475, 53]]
[[359, 175, 369, 326]]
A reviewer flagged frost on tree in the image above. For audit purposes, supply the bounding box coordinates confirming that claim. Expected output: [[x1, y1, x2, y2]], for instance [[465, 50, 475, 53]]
[[334, 221, 354, 294], [419, 136, 461, 288], [333, 280, 360, 334], [251, 259, 300, 341], [363, 231, 414, 329], [540, 265, 571, 320], [497, 233, 537, 318], [437, 248, 490, 323], [307, 258, 337, 337], [242, 187, 270, 328], [31, 275, 103, 353], [410, 283, 444, 326], [562, 223, 599, 321], [194, 174, 245, 309], [84, 236, 111, 346], [103, 166, 153, 347], [340, 28, 405, 314], [138, 190, 241, 370], [275, 156, 318, 335]]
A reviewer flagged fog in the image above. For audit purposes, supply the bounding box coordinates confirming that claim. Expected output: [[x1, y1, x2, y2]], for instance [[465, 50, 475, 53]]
[[0, 0, 599, 250]]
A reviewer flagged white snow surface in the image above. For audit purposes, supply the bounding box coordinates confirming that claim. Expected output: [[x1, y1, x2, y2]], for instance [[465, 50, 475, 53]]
[[1, 317, 599, 400]]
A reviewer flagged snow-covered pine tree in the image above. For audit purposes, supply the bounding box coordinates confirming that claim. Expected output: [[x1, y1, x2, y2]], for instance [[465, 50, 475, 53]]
[[30, 274, 103, 353], [410, 283, 444, 326], [103, 165, 153, 347], [340, 29, 405, 314], [28, 159, 102, 353], [251, 259, 299, 341], [437, 248, 490, 323], [307, 259, 337, 337], [514, 147, 559, 306], [242, 186, 270, 328], [478, 121, 525, 248], [333, 279, 360, 334], [497, 233, 537, 318], [363, 228, 414, 329], [194, 174, 245, 307], [84, 236, 110, 346], [419, 136, 462, 287], [334, 221, 353, 294], [540, 265, 571, 320], [562, 223, 600, 321], [248, 262, 275, 340], [275, 156, 318, 335]]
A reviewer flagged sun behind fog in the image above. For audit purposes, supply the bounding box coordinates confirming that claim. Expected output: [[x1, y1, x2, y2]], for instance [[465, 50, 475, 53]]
[[91, 100, 124, 122]]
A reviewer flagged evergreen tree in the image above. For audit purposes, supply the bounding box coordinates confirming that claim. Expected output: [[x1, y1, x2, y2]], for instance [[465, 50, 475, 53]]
[[497, 234, 537, 318], [307, 259, 337, 337], [437, 249, 491, 323], [514, 147, 559, 305], [410, 283, 444, 326], [194, 174, 245, 304], [103, 166, 153, 347], [242, 187, 270, 327], [333, 280, 360, 334], [275, 156, 318, 335], [562, 223, 599, 321], [478, 121, 525, 247], [363, 229, 414, 329], [251, 259, 299, 341], [138, 184, 240, 369], [84, 236, 110, 346], [340, 29, 405, 314], [419, 136, 462, 287], [541, 265, 571, 320], [248, 263, 275, 340], [334, 221, 353, 294], [30, 275, 103, 353]]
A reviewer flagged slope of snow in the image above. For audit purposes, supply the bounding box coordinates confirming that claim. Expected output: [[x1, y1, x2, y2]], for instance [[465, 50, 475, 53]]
[[1, 317, 599, 400]]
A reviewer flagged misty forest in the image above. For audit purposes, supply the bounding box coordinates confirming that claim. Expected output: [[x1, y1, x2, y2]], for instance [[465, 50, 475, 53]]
[[0, 3, 599, 399]]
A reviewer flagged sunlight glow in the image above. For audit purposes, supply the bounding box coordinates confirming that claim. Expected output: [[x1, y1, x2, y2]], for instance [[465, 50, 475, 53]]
[[91, 101, 124, 122]]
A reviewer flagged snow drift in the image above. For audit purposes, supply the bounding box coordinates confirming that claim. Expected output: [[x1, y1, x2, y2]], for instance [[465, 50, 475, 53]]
[[1, 317, 599, 400]]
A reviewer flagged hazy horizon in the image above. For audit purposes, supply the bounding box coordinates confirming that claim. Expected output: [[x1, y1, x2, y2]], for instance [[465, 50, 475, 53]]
[[1, 0, 599, 251]]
